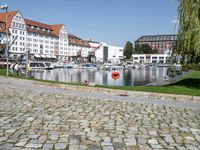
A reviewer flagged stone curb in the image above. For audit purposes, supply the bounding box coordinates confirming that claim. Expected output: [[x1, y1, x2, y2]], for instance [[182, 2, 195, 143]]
[[58, 83, 200, 102], [4, 76, 200, 103]]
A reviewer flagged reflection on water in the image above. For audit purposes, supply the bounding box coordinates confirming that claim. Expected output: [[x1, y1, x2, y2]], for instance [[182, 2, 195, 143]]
[[33, 67, 168, 86]]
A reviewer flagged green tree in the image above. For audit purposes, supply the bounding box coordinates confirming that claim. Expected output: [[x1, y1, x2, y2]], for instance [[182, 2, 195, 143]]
[[140, 44, 152, 54], [177, 0, 200, 64], [134, 44, 142, 54], [124, 41, 133, 60], [134, 44, 158, 54]]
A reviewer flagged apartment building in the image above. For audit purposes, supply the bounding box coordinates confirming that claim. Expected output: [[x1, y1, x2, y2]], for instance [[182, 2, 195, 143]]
[[0, 10, 123, 63], [0, 11, 26, 59], [135, 34, 177, 54], [68, 34, 91, 62], [51, 24, 68, 61], [0, 10, 68, 61]]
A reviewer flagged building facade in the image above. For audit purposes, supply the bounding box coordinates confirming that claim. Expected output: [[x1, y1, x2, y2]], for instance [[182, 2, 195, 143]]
[[0, 10, 68, 61], [51, 24, 68, 61], [68, 34, 91, 62], [0, 10, 123, 64], [0, 11, 26, 59], [135, 34, 177, 54], [88, 41, 123, 64], [132, 54, 171, 64]]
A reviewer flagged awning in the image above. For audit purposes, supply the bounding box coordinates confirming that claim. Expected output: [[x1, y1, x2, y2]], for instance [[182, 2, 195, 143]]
[[51, 55, 57, 59], [40, 54, 47, 58], [34, 54, 41, 58], [46, 55, 52, 58]]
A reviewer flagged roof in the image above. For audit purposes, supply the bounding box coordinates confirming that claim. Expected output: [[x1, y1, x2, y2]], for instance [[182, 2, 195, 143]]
[[25, 19, 61, 37], [136, 34, 177, 42], [0, 11, 18, 28], [0, 21, 6, 33], [68, 34, 90, 48], [51, 24, 64, 36], [24, 19, 53, 31]]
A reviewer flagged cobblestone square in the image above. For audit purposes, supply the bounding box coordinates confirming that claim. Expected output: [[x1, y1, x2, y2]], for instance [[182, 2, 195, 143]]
[[0, 77, 200, 149]]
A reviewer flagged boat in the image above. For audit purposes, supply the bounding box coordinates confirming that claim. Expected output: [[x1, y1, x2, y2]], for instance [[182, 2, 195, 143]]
[[53, 62, 64, 68], [110, 64, 124, 71], [82, 63, 98, 70], [63, 63, 80, 69], [29, 62, 54, 70]]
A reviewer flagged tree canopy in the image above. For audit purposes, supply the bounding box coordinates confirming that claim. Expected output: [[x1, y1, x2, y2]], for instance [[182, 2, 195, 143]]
[[123, 41, 133, 60], [177, 0, 200, 62], [134, 44, 158, 54]]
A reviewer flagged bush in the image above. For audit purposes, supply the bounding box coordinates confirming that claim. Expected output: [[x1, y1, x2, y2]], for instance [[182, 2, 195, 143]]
[[167, 67, 176, 78], [182, 64, 200, 71], [176, 70, 182, 75]]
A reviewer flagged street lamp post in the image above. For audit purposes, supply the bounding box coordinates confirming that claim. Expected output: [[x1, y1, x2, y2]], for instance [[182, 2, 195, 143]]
[[0, 4, 9, 76]]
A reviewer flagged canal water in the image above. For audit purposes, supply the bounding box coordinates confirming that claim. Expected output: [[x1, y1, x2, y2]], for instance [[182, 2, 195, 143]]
[[33, 67, 168, 86]]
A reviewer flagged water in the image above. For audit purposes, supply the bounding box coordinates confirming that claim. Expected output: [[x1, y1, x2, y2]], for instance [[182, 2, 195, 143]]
[[33, 67, 168, 86]]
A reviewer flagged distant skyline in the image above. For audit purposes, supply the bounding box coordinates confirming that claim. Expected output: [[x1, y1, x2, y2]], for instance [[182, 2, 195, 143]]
[[1, 0, 178, 47]]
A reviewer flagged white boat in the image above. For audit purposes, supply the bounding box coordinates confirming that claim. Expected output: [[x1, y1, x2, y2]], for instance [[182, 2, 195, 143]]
[[82, 64, 98, 70], [110, 65, 124, 71], [29, 62, 54, 70], [63, 63, 79, 69], [53, 62, 64, 68]]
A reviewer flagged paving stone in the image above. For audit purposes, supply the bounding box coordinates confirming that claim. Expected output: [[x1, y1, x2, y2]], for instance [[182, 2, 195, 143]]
[[43, 143, 54, 149], [113, 142, 125, 149], [25, 143, 43, 148], [102, 146, 115, 150], [0, 77, 200, 150], [15, 141, 27, 147], [148, 139, 158, 144], [55, 143, 67, 149]]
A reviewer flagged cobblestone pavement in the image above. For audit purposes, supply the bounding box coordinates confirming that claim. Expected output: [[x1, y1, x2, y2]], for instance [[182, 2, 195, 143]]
[[0, 77, 200, 150]]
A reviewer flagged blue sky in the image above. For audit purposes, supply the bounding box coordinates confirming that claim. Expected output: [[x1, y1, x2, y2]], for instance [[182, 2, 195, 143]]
[[2, 0, 178, 47]]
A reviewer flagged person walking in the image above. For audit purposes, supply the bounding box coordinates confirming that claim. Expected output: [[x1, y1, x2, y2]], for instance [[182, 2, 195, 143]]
[[9, 63, 15, 74], [14, 62, 19, 75]]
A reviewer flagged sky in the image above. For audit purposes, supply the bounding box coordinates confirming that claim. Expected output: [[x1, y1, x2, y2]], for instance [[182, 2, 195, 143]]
[[1, 0, 178, 47]]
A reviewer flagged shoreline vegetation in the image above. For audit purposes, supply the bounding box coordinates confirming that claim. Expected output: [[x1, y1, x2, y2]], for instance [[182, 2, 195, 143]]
[[0, 69, 200, 96]]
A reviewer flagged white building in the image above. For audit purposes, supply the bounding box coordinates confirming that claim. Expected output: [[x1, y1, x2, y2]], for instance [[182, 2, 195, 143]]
[[0, 10, 68, 61], [0, 11, 26, 59], [132, 54, 171, 64], [88, 41, 123, 64], [68, 34, 91, 62], [51, 24, 68, 61], [0, 10, 123, 64]]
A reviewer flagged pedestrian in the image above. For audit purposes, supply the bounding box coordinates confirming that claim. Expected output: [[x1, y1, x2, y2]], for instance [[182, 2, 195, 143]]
[[9, 63, 15, 74], [14, 62, 19, 75], [18, 64, 24, 75]]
